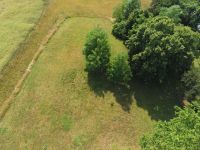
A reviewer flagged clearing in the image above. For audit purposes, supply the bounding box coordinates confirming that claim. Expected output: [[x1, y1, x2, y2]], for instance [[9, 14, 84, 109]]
[[0, 0, 179, 149]]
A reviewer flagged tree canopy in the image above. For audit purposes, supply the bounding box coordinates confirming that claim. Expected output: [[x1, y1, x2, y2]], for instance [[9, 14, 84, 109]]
[[83, 27, 111, 74], [140, 101, 200, 150], [127, 16, 200, 82]]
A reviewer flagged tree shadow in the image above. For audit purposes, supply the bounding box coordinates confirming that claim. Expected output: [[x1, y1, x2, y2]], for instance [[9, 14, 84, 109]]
[[87, 74, 182, 121], [87, 74, 134, 112], [131, 79, 182, 121]]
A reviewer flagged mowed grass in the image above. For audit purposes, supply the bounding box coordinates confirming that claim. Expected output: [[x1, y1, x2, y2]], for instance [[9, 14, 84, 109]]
[[0, 0, 179, 149], [0, 0, 44, 71], [0, 0, 128, 106], [0, 18, 155, 150]]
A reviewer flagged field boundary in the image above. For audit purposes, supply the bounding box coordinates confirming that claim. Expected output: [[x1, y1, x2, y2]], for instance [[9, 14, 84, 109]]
[[0, 17, 66, 120]]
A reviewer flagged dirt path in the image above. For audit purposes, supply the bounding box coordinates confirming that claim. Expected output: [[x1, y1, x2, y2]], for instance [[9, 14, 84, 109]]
[[0, 17, 65, 120]]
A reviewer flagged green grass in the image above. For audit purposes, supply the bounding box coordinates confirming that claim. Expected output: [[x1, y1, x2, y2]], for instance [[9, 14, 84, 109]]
[[0, 0, 45, 71], [0, 17, 155, 150], [0, 0, 178, 150]]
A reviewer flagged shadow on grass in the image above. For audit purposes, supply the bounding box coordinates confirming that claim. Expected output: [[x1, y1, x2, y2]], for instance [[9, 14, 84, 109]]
[[87, 74, 182, 121], [87, 74, 133, 112]]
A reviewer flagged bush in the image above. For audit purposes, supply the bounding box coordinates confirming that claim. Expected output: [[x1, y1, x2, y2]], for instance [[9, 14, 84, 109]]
[[181, 66, 200, 101], [107, 54, 132, 84], [83, 27, 111, 74], [126, 16, 200, 82], [140, 101, 200, 150]]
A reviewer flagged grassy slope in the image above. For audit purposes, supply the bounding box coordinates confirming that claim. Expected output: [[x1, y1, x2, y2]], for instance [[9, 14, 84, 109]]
[[0, 0, 180, 150], [0, 0, 44, 71]]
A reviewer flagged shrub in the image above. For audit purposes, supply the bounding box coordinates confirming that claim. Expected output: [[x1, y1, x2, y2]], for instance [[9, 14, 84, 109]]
[[181, 66, 200, 101], [83, 27, 111, 74], [140, 101, 200, 150], [126, 16, 200, 82], [107, 54, 132, 85]]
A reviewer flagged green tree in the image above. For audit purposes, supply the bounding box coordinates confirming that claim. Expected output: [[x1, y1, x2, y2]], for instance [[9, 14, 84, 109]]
[[83, 27, 111, 74], [181, 65, 200, 101], [179, 0, 200, 30], [107, 54, 132, 84], [151, 0, 200, 30], [113, 0, 141, 22], [140, 101, 200, 150], [126, 16, 200, 82], [112, 9, 151, 40], [159, 5, 183, 23], [150, 0, 179, 15]]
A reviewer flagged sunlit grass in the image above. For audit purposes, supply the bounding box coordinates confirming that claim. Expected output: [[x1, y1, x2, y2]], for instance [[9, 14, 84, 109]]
[[0, 0, 44, 71]]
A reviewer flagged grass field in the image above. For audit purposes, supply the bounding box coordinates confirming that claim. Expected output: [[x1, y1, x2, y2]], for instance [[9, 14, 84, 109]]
[[0, 0, 182, 149], [0, 0, 44, 71]]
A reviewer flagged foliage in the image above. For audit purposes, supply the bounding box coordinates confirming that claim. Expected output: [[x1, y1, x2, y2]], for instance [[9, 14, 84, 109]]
[[150, 0, 200, 30], [83, 27, 111, 74], [113, 0, 141, 22], [179, 0, 200, 30], [150, 0, 179, 14], [181, 66, 200, 101], [107, 54, 132, 84], [159, 5, 183, 23], [112, 20, 127, 40], [126, 16, 200, 82], [112, 9, 151, 40], [140, 101, 200, 150]]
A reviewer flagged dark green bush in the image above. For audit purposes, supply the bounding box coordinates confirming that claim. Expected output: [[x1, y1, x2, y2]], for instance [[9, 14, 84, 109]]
[[107, 54, 132, 85], [83, 27, 111, 74]]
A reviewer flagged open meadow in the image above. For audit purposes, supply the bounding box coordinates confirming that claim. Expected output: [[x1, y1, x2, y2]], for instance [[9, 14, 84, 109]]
[[0, 0, 44, 71], [0, 0, 182, 149]]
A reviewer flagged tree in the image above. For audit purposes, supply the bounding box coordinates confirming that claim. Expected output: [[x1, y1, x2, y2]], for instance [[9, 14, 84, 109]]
[[83, 27, 111, 74], [113, 0, 141, 22], [112, 9, 151, 40], [126, 16, 200, 82], [150, 0, 200, 30], [107, 54, 132, 84], [140, 101, 200, 150], [181, 65, 200, 101], [179, 0, 200, 30], [159, 5, 183, 23], [150, 0, 179, 15]]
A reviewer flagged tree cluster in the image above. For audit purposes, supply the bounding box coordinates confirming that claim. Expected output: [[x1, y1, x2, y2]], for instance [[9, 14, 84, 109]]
[[140, 101, 200, 150], [112, 0, 200, 83], [83, 27, 132, 85]]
